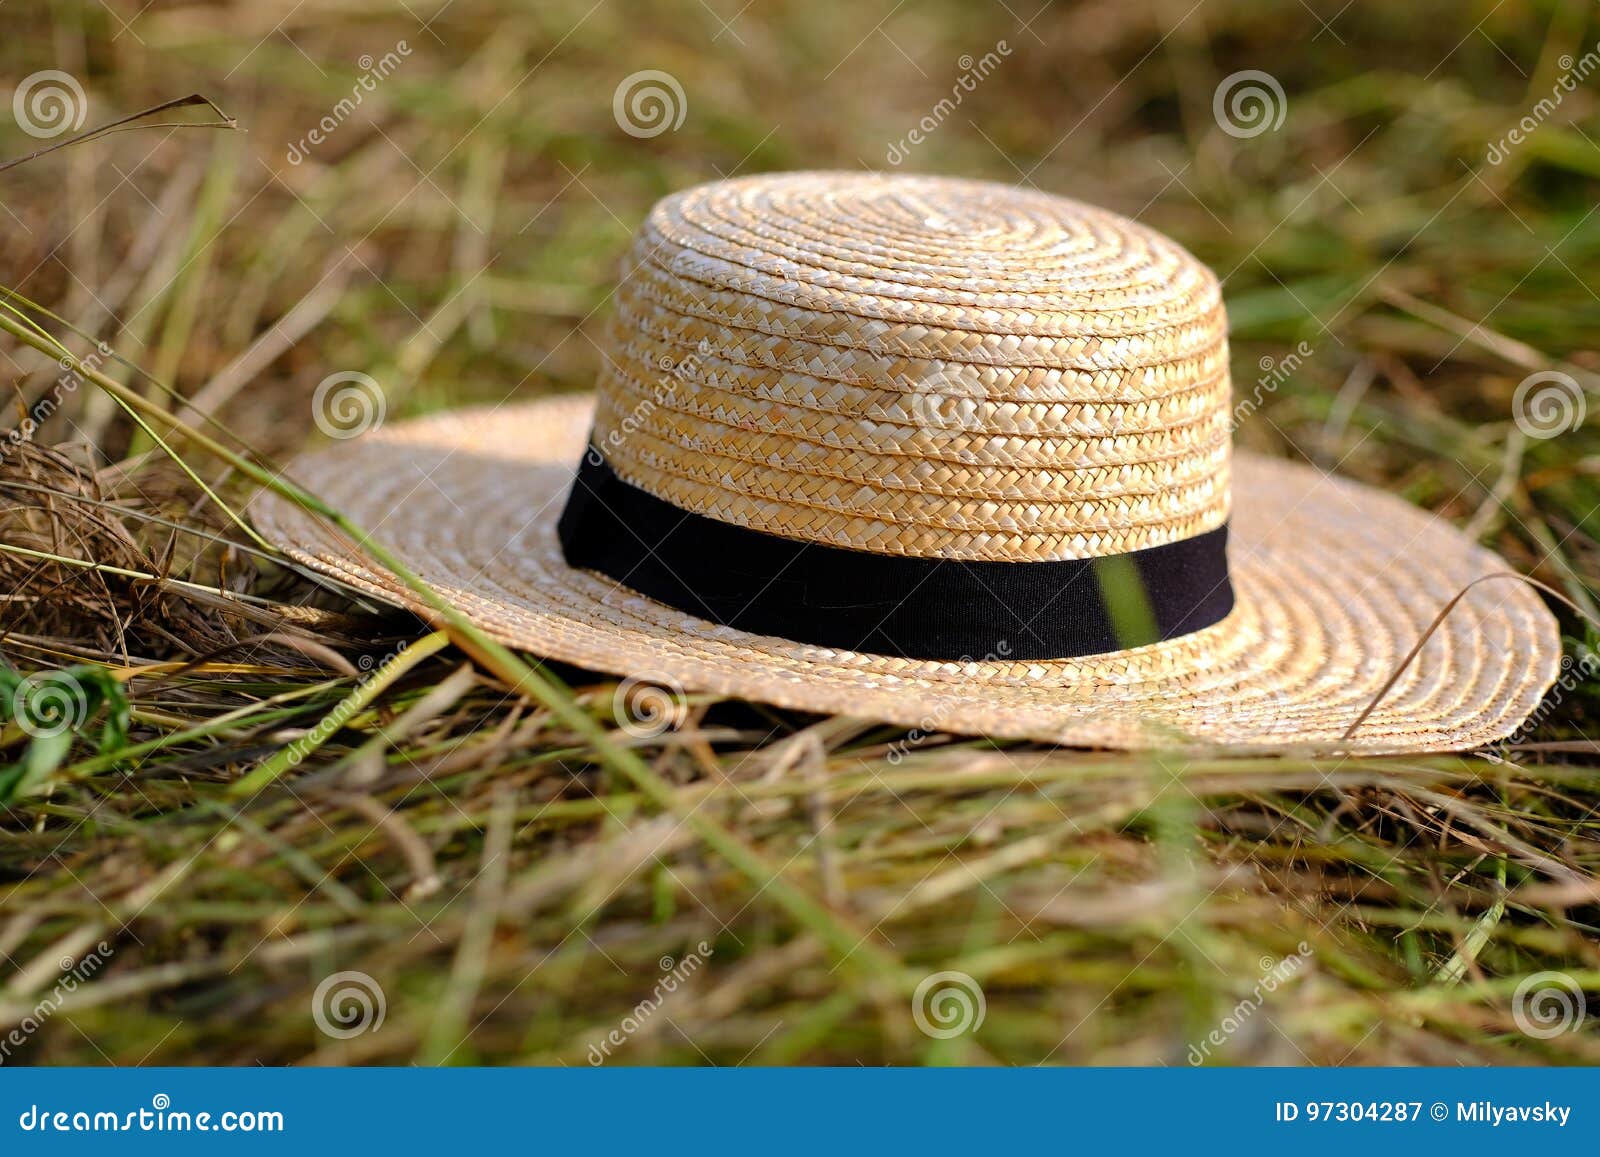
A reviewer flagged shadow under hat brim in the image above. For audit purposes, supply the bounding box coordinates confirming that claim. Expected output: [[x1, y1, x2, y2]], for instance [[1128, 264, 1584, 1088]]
[[251, 394, 1561, 753]]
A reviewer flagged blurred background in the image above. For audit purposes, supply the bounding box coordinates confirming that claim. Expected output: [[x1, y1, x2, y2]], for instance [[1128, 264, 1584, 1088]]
[[2, 0, 1598, 1065]]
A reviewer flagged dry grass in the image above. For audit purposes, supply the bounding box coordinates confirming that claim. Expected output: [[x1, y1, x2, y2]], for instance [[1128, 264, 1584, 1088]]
[[1, 0, 1598, 1065]]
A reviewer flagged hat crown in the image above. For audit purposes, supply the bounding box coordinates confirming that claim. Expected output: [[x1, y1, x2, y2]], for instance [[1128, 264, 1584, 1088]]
[[591, 172, 1231, 561]]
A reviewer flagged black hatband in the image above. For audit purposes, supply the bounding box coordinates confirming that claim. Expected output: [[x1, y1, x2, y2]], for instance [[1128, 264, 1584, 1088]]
[[556, 448, 1234, 662]]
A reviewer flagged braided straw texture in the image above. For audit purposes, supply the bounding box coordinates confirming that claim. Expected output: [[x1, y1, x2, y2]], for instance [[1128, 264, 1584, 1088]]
[[253, 397, 1561, 753], [591, 172, 1230, 561]]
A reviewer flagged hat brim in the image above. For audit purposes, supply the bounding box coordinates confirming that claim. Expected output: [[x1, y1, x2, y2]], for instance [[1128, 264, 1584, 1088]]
[[252, 394, 1560, 753]]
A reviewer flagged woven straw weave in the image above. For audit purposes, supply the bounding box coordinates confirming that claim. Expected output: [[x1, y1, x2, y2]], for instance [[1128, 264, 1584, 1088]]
[[591, 172, 1231, 561]]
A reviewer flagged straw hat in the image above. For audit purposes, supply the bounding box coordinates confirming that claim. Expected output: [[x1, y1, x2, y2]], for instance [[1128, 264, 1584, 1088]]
[[254, 172, 1560, 752]]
